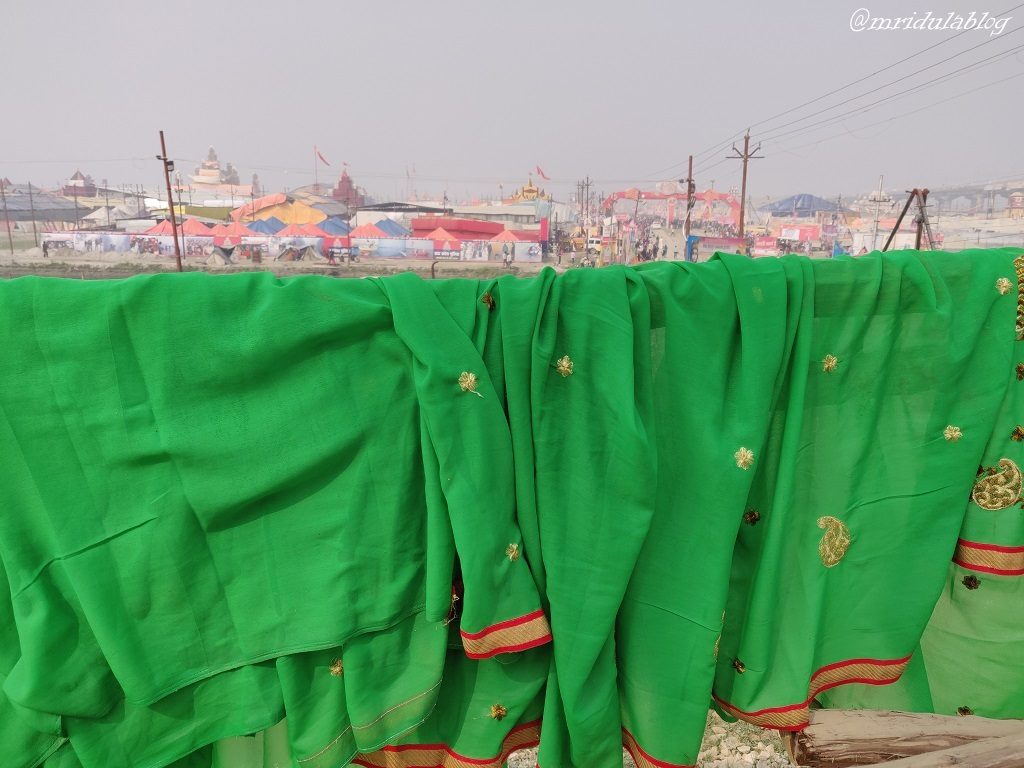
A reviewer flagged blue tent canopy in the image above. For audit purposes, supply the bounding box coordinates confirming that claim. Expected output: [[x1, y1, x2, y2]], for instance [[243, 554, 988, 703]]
[[760, 194, 844, 217], [247, 217, 286, 235], [375, 218, 410, 237], [318, 216, 351, 235]]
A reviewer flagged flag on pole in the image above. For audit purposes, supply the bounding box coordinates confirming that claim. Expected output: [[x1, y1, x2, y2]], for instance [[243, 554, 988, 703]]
[[315, 146, 331, 166], [535, 166, 550, 181]]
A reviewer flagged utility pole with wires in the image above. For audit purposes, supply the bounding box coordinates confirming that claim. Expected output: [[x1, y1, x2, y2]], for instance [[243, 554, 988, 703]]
[[27, 182, 39, 247], [728, 131, 762, 239], [869, 176, 892, 251], [680, 154, 696, 242], [0, 179, 13, 255], [156, 130, 183, 272]]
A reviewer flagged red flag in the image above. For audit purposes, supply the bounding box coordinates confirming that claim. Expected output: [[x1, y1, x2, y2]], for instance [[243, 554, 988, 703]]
[[535, 165, 550, 181], [315, 146, 330, 166]]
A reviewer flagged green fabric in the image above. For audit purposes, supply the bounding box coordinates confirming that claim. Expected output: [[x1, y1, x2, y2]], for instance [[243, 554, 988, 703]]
[[0, 249, 1019, 768]]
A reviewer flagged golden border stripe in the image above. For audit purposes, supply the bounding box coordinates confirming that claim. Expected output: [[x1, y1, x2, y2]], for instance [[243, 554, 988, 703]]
[[353, 721, 540, 768], [1015, 253, 1024, 340], [954, 538, 1024, 576], [713, 655, 911, 731], [622, 728, 694, 768], [460, 609, 552, 659]]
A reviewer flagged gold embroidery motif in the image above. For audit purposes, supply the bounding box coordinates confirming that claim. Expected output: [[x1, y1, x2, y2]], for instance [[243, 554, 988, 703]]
[[962, 574, 980, 590], [732, 658, 746, 674], [555, 355, 574, 377], [972, 459, 1024, 510], [957, 706, 974, 717], [735, 447, 754, 470], [481, 292, 496, 310], [1013, 426, 1024, 442], [330, 659, 344, 677], [944, 425, 962, 442], [505, 543, 520, 561], [489, 704, 508, 721], [743, 508, 761, 525], [458, 371, 483, 398], [1015, 254, 1024, 340], [1016, 363, 1024, 381], [817, 516, 851, 567], [822, 354, 838, 373], [713, 635, 720, 660], [997, 277, 1013, 295]]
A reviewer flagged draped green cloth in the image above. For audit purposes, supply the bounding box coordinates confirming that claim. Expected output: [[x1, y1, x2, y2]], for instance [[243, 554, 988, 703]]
[[0, 249, 1020, 768]]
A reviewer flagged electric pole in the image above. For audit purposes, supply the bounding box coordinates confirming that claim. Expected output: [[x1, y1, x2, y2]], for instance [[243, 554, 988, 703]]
[[728, 131, 762, 240], [681, 154, 695, 241], [156, 130, 183, 272], [0, 179, 13, 255], [27, 182, 38, 247]]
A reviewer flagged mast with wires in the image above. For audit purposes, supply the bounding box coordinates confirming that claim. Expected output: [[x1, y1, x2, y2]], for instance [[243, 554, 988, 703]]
[[728, 132, 762, 240]]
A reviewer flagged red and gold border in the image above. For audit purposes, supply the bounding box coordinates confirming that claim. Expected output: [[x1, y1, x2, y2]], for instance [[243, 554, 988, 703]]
[[460, 609, 552, 659], [622, 728, 694, 768], [713, 654, 912, 731], [954, 538, 1024, 576], [353, 720, 540, 768]]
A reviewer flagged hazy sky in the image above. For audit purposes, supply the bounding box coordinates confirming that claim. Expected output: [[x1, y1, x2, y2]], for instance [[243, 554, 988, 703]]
[[2, 0, 1023, 202]]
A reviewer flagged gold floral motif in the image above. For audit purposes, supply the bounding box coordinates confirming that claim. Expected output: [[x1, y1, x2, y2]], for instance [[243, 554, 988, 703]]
[[962, 574, 980, 590], [822, 354, 838, 373], [1016, 363, 1024, 381], [329, 659, 344, 677], [732, 658, 746, 674], [957, 706, 974, 717], [481, 292, 496, 310], [817, 516, 851, 567], [997, 277, 1013, 295], [1013, 426, 1024, 442], [971, 459, 1023, 511], [944, 425, 962, 442], [458, 371, 483, 398], [505, 543, 520, 561], [1015, 254, 1024, 340], [555, 355, 574, 377], [735, 447, 754, 470], [490, 704, 508, 721], [743, 508, 761, 525]]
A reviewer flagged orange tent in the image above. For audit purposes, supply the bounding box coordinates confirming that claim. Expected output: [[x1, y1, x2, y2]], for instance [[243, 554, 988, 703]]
[[298, 223, 331, 238], [178, 218, 212, 236], [425, 227, 462, 253], [349, 223, 388, 239], [275, 223, 309, 238], [143, 219, 176, 236], [489, 230, 520, 242]]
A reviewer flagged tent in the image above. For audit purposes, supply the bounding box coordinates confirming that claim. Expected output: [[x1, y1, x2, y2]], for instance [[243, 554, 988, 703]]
[[318, 216, 351, 236], [489, 230, 521, 243], [209, 223, 231, 237], [375, 219, 410, 237], [349, 223, 388, 239], [760, 194, 844, 217], [247, 217, 285, 235], [425, 227, 462, 257], [143, 220, 177, 236], [297, 224, 331, 238], [179, 218, 213, 236], [274, 223, 310, 239]]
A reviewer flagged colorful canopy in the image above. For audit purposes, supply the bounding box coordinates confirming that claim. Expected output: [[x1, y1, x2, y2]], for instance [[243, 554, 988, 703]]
[[178, 218, 213, 236], [143, 219, 176, 236], [489, 230, 520, 243]]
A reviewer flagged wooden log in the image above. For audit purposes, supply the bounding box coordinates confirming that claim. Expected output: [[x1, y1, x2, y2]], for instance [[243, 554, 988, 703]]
[[782, 710, 1024, 767], [871, 731, 1024, 766]]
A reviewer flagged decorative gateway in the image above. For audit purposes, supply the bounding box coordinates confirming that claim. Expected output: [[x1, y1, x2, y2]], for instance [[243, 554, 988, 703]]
[[0, 249, 1021, 768]]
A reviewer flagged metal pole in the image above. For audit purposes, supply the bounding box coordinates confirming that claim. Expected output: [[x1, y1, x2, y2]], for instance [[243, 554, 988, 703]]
[[883, 189, 916, 252], [871, 175, 884, 251], [27, 182, 39, 247], [158, 130, 183, 271], [103, 179, 111, 228], [0, 180, 13, 255], [728, 132, 762, 241]]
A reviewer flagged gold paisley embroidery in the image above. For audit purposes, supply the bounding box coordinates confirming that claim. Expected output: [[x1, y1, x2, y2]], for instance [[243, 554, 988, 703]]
[[817, 516, 851, 567], [1015, 254, 1024, 340], [971, 459, 1023, 511]]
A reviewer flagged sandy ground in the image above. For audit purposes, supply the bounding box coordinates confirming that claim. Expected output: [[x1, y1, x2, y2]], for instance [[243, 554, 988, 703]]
[[506, 712, 795, 767]]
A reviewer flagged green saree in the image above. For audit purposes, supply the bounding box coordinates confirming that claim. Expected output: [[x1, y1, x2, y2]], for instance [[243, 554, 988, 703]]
[[0, 248, 1019, 768]]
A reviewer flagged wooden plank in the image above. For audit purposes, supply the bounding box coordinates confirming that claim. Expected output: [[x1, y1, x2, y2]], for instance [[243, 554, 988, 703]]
[[871, 731, 1024, 766], [782, 710, 1024, 767]]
